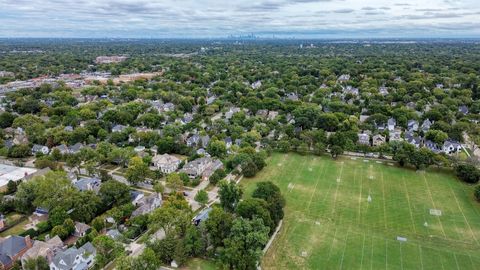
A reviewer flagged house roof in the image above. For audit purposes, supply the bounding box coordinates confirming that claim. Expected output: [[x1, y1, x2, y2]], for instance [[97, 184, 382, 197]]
[[51, 242, 96, 270], [74, 222, 91, 235], [0, 236, 28, 265], [74, 177, 101, 192], [152, 154, 180, 165]]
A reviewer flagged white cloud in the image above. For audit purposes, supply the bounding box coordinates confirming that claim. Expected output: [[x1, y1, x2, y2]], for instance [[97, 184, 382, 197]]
[[0, 0, 479, 37]]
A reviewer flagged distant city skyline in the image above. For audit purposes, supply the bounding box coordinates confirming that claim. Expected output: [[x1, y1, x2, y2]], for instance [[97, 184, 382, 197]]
[[1, 0, 479, 38]]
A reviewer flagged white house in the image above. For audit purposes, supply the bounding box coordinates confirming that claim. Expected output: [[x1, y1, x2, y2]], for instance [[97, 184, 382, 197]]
[[152, 154, 181, 174], [49, 242, 96, 270]]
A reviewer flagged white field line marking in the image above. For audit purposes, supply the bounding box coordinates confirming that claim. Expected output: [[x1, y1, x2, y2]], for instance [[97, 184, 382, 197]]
[[381, 172, 388, 230], [446, 181, 479, 245], [418, 245, 424, 270], [331, 162, 345, 215], [358, 167, 362, 224], [453, 253, 460, 270], [306, 161, 327, 210], [399, 242, 404, 270], [327, 228, 338, 261], [370, 236, 374, 270], [339, 228, 350, 270], [402, 176, 417, 235], [385, 239, 388, 270], [468, 254, 475, 269], [422, 174, 447, 238], [360, 232, 366, 270], [439, 251, 445, 270]]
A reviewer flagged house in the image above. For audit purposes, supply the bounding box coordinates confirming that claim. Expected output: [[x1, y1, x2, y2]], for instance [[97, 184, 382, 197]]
[[49, 242, 96, 270], [359, 115, 369, 123], [200, 135, 210, 148], [201, 159, 224, 181], [405, 132, 421, 148], [206, 96, 216, 105], [224, 137, 233, 149], [74, 222, 91, 237], [251, 80, 262, 89], [21, 236, 63, 265], [337, 74, 350, 82], [0, 236, 33, 270], [69, 143, 85, 154], [443, 140, 462, 154], [64, 126, 74, 132], [106, 229, 122, 240], [130, 190, 144, 205], [186, 134, 200, 148], [193, 207, 212, 226], [379, 86, 389, 96], [421, 119, 432, 133], [256, 109, 268, 118], [32, 144, 49, 155], [131, 193, 162, 217], [74, 177, 101, 194], [357, 133, 370, 145], [182, 113, 193, 124], [180, 157, 216, 179], [343, 86, 359, 96], [267, 111, 279, 121], [424, 140, 441, 153], [54, 144, 69, 155], [372, 134, 386, 147], [387, 118, 396, 132], [111, 124, 127, 133], [152, 154, 181, 174], [458, 105, 469, 115], [407, 120, 419, 132], [286, 93, 299, 101]]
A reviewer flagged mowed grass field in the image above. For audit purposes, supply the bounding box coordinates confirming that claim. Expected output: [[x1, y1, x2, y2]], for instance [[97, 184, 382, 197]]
[[242, 153, 480, 270]]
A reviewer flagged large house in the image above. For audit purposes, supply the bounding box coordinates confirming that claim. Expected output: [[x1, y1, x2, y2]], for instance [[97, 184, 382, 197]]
[[387, 118, 396, 131], [372, 134, 386, 147], [443, 140, 462, 154], [49, 242, 96, 270], [357, 133, 370, 145], [21, 236, 63, 265], [131, 193, 162, 217], [31, 144, 49, 155], [421, 119, 432, 133], [180, 157, 221, 179], [73, 177, 101, 194], [0, 236, 33, 270], [152, 154, 181, 174]]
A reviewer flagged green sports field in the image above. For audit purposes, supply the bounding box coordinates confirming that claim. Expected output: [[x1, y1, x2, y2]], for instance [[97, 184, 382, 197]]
[[242, 153, 480, 270]]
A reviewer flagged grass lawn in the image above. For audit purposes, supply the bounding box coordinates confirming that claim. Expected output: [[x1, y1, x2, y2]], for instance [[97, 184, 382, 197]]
[[0, 216, 29, 237], [183, 258, 219, 270], [241, 153, 480, 270]]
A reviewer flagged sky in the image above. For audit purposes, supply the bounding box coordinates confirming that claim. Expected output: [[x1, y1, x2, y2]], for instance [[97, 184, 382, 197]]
[[0, 0, 479, 38]]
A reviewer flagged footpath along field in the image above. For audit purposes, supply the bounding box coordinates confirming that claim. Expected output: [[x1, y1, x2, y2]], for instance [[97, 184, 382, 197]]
[[242, 153, 480, 270]]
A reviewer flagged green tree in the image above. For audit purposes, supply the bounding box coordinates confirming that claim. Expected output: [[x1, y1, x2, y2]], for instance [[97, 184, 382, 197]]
[[207, 140, 227, 158], [330, 145, 343, 159], [205, 207, 234, 247], [219, 180, 243, 212], [166, 173, 183, 192], [252, 181, 285, 228], [51, 225, 69, 240], [455, 164, 480, 184], [194, 190, 209, 206], [99, 180, 131, 208], [126, 156, 151, 185], [220, 217, 270, 270], [475, 186, 480, 201]]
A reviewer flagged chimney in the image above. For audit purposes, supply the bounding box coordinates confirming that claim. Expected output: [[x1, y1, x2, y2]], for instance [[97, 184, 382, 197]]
[[25, 235, 33, 248]]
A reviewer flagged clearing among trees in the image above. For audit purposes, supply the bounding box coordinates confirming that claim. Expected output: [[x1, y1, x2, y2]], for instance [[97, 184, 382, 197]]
[[242, 153, 480, 270]]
